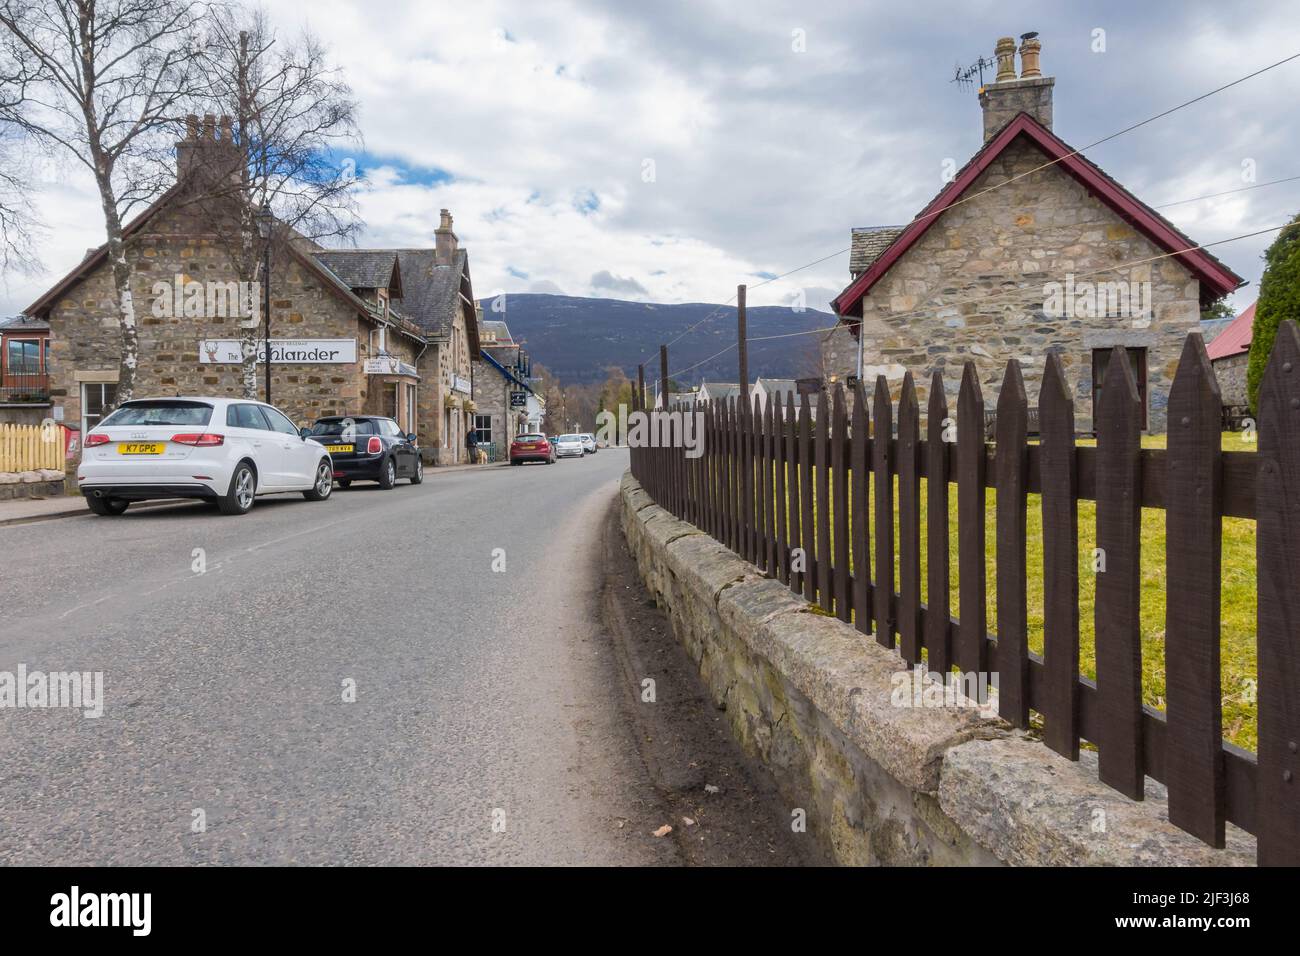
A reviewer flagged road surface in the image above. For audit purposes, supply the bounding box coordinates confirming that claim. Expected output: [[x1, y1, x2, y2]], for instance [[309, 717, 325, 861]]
[[0, 449, 819, 865]]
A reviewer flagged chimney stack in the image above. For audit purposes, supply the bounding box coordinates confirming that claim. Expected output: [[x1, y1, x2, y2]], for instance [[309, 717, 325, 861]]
[[978, 33, 1054, 142], [435, 208, 458, 265], [176, 112, 242, 189]]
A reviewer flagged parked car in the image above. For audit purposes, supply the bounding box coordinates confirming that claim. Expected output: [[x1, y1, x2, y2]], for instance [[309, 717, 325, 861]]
[[307, 415, 422, 489], [579, 433, 597, 454], [510, 433, 555, 464], [554, 434, 586, 459], [77, 397, 333, 516]]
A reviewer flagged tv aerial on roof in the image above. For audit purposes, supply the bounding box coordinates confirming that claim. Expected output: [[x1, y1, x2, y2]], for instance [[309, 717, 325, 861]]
[[950, 53, 998, 90]]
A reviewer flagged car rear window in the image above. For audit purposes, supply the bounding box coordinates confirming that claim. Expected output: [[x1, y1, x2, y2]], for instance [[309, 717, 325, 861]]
[[560, 434, 582, 441], [310, 419, 376, 436], [516, 434, 545, 442], [101, 401, 213, 427]]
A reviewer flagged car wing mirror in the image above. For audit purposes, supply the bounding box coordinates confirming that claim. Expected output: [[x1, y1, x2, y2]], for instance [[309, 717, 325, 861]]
[[406, 433, 417, 443], [299, 426, 312, 439]]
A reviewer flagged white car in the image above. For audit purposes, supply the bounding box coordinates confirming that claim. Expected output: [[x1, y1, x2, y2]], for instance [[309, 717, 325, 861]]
[[554, 434, 586, 459], [77, 397, 334, 517], [579, 433, 597, 454]]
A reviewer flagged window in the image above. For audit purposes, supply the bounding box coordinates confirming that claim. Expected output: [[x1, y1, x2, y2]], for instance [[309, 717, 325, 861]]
[[81, 382, 118, 435], [379, 418, 402, 438], [383, 382, 398, 420], [405, 384, 416, 434], [474, 414, 492, 445], [1092, 348, 1148, 430], [261, 406, 300, 435], [311, 418, 375, 436], [104, 400, 214, 427], [5, 339, 41, 374], [227, 403, 270, 430]]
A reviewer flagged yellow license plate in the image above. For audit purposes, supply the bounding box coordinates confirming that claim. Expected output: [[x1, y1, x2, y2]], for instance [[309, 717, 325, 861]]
[[328, 444, 354, 454], [118, 442, 165, 455]]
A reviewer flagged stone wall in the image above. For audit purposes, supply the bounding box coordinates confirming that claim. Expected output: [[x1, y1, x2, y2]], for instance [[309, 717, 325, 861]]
[[827, 137, 1204, 433], [1214, 352, 1249, 408], [620, 471, 1255, 866], [472, 359, 525, 458]]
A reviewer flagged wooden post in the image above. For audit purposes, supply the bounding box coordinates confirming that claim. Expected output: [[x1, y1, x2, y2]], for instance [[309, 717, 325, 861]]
[[738, 284, 749, 408], [873, 375, 894, 649], [1165, 333, 1225, 847], [956, 362, 987, 676], [995, 359, 1030, 727], [1039, 353, 1080, 759], [1094, 345, 1144, 800], [1255, 319, 1300, 865], [897, 372, 921, 664], [852, 382, 872, 635], [926, 372, 951, 676], [659, 346, 669, 411], [832, 385, 850, 622]]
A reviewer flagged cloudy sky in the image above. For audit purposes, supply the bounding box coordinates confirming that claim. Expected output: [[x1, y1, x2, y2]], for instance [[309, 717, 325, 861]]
[[3, 0, 1298, 323]]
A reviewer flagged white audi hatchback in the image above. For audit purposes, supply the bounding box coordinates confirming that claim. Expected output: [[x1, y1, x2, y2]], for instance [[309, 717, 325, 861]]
[[77, 397, 334, 516]]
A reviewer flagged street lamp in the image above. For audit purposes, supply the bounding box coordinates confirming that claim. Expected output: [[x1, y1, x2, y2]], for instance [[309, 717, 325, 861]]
[[255, 201, 274, 404]]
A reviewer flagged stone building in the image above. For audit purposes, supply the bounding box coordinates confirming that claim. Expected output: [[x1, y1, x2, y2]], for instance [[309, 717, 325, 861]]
[[1207, 301, 1254, 410], [0, 314, 51, 425], [21, 116, 481, 466], [472, 315, 543, 454], [827, 36, 1244, 432]]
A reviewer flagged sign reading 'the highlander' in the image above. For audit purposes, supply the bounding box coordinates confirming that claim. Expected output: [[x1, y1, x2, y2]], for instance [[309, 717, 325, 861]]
[[199, 339, 358, 364]]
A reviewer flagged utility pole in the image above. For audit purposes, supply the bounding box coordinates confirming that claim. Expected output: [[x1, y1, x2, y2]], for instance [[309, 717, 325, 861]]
[[637, 364, 645, 411], [737, 284, 748, 411], [660, 345, 669, 410]]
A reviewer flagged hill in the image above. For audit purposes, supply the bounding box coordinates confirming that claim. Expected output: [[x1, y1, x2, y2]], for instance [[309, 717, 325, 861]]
[[485, 293, 833, 385]]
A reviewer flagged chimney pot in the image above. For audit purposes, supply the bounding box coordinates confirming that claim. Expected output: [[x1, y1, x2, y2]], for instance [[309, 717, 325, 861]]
[[218, 115, 233, 141], [1019, 36, 1043, 78], [185, 114, 199, 140], [994, 37, 1017, 82], [201, 114, 216, 140]]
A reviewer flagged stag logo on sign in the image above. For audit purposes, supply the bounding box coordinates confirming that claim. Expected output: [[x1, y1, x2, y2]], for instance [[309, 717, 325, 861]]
[[1043, 274, 1152, 328], [50, 886, 151, 937]]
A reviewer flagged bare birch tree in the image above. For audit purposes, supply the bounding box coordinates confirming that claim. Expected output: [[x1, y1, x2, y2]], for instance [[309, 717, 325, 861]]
[[0, 0, 207, 402], [189, 6, 361, 398], [0, 44, 38, 274]]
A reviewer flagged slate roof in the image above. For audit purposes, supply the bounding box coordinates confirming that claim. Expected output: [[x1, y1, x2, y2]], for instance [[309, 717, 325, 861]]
[[700, 382, 741, 401], [0, 314, 49, 331], [833, 112, 1244, 319], [1206, 301, 1255, 361], [390, 249, 468, 338], [849, 227, 905, 277], [311, 250, 402, 294], [480, 319, 514, 345]]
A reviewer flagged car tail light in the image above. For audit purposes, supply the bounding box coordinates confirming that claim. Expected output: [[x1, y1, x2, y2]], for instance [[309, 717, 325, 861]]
[[367, 436, 382, 454], [171, 433, 224, 446], [85, 433, 110, 446]]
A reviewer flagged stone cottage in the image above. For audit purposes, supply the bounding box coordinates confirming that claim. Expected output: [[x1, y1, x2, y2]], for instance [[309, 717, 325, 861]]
[[22, 116, 481, 465], [826, 36, 1244, 432], [1207, 300, 1254, 412]]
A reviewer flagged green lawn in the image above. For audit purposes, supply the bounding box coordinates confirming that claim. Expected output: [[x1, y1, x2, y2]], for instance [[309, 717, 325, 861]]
[[785, 431, 1257, 751]]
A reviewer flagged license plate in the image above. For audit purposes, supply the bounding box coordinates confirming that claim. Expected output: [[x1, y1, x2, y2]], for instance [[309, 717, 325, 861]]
[[118, 442, 164, 455], [328, 444, 354, 454]]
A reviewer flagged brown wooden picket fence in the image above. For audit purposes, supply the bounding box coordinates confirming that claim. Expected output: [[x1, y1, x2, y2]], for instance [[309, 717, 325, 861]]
[[629, 324, 1300, 866]]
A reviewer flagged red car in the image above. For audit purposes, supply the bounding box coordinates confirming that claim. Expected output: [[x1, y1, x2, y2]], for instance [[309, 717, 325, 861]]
[[509, 433, 555, 465]]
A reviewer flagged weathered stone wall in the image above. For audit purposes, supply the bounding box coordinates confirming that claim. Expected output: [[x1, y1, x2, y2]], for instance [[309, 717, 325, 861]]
[[827, 137, 1203, 432], [1214, 353, 1249, 408], [44, 198, 422, 448], [472, 359, 525, 459], [620, 471, 1256, 866]]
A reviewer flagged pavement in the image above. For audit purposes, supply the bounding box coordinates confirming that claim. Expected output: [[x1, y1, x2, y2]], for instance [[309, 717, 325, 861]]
[[0, 449, 816, 865]]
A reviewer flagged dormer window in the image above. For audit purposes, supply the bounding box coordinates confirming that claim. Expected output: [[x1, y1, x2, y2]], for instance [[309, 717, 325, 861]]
[[377, 289, 389, 319]]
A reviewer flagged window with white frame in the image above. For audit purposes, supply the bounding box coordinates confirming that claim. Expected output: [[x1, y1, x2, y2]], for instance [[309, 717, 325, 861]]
[[474, 414, 491, 445], [81, 382, 118, 435]]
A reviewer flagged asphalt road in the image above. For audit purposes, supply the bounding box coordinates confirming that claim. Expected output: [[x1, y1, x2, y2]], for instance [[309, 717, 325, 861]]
[[0, 448, 689, 865]]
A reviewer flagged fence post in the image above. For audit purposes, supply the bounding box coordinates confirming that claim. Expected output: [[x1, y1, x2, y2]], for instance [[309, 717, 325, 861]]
[[872, 375, 894, 648], [799, 392, 815, 603], [897, 372, 921, 664], [956, 362, 987, 676], [995, 359, 1030, 727], [788, 391, 804, 596], [816, 387, 832, 613], [1039, 353, 1080, 759], [832, 385, 851, 622], [1094, 345, 1144, 800], [1165, 333, 1225, 847], [1255, 318, 1300, 865], [852, 382, 872, 635], [926, 372, 951, 675]]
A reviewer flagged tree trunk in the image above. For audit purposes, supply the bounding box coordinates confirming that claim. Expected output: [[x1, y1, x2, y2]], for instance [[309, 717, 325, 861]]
[[93, 170, 137, 406]]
